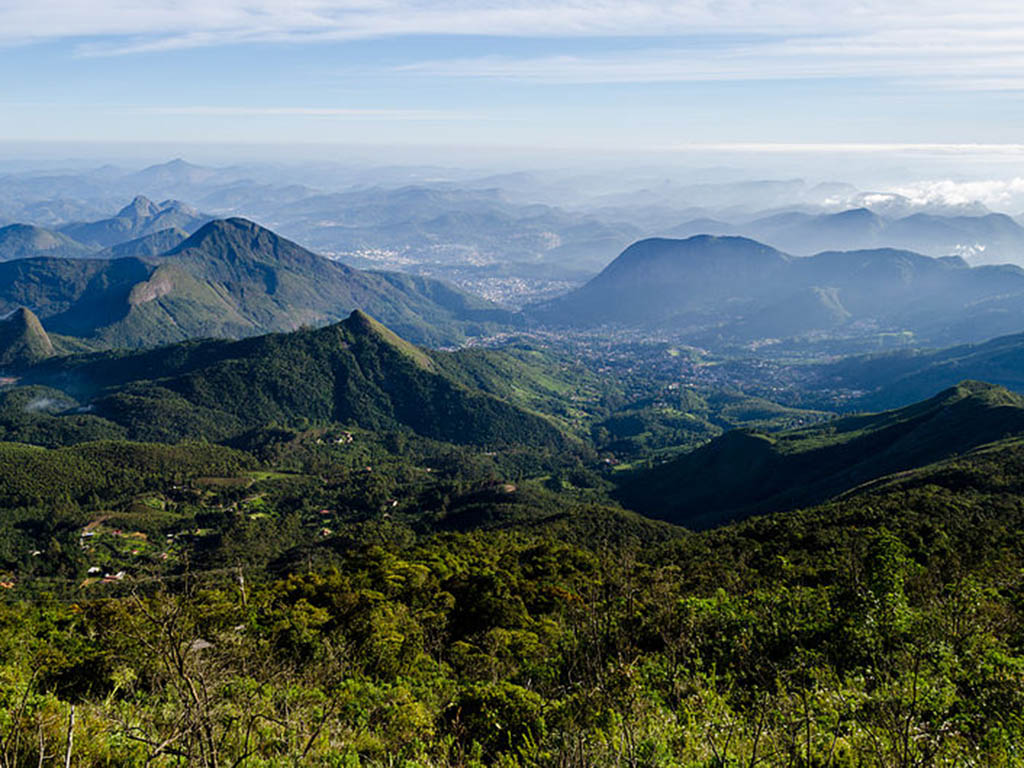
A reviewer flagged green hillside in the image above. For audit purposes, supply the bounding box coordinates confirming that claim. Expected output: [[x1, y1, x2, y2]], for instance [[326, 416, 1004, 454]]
[[0, 308, 54, 368], [0, 223, 96, 260], [617, 380, 1024, 527], [0, 218, 512, 348], [16, 310, 572, 449]]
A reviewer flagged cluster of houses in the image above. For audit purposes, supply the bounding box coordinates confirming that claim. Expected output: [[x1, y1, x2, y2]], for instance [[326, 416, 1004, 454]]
[[79, 524, 171, 586], [315, 431, 355, 445]]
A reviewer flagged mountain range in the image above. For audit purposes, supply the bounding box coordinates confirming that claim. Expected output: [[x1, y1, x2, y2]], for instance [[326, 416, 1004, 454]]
[[58, 196, 210, 248], [530, 234, 1024, 345], [670, 207, 1024, 265], [0, 218, 510, 350], [0, 196, 207, 261], [258, 184, 640, 280]]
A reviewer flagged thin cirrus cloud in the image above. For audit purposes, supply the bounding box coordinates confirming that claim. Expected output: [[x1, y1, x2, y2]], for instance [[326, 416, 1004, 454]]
[[1, 1, 1021, 51], [143, 106, 482, 120], [0, 1, 1022, 92], [396, 28, 1024, 88]]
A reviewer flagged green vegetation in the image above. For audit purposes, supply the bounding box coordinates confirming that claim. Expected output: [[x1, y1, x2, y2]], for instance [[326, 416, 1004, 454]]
[[617, 380, 1024, 527], [824, 328, 1024, 409], [0, 307, 54, 367], [595, 387, 828, 460], [9, 311, 572, 450], [1, 419, 1023, 765]]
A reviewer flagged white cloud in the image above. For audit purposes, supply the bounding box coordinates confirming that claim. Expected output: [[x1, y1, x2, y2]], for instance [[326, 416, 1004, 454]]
[[887, 178, 1024, 209], [818, 178, 1024, 215]]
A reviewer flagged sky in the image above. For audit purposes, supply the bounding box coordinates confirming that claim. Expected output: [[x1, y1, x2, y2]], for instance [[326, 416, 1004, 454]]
[[2, 1, 1024, 154]]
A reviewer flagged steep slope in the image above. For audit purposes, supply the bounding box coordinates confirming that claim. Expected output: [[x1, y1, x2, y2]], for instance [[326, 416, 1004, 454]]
[[0, 256, 153, 338], [0, 224, 96, 261], [135, 218, 509, 346], [0, 218, 511, 348], [617, 381, 1024, 528], [19, 310, 572, 449], [0, 308, 55, 367]]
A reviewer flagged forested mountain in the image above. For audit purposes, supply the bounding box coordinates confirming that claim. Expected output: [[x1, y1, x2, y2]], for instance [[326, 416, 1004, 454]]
[[0, 218, 511, 348], [5, 164, 1024, 767], [530, 234, 1024, 344], [12, 310, 570, 448], [617, 380, 1024, 527]]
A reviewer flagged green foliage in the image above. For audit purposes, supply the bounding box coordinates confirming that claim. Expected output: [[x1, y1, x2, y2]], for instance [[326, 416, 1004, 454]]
[[15, 312, 575, 450], [618, 380, 1024, 527], [0, 424, 1021, 765]]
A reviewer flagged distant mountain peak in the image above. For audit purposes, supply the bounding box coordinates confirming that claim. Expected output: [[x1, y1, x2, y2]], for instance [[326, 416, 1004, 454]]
[[144, 157, 197, 172], [834, 207, 879, 219], [118, 195, 159, 221], [530, 234, 792, 327], [609, 235, 788, 269], [157, 198, 199, 216], [57, 197, 209, 250]]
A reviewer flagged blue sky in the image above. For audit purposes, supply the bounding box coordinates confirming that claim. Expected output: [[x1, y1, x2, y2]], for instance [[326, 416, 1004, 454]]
[[2, 1, 1024, 150]]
